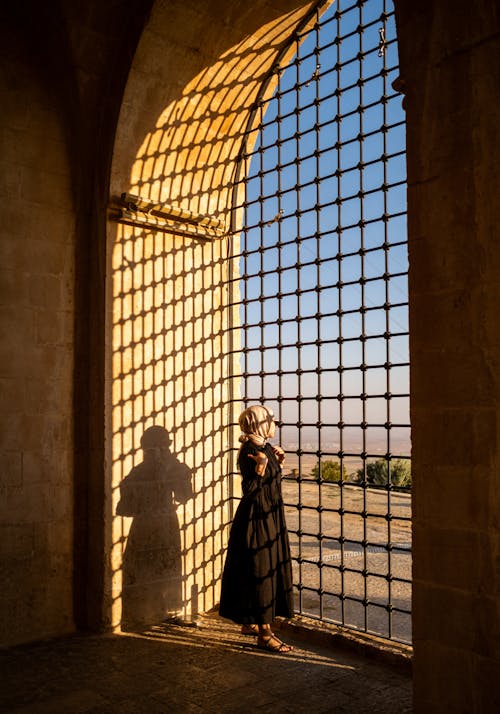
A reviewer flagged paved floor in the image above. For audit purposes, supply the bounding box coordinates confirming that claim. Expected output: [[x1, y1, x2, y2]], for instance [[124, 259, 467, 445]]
[[1, 614, 412, 713]]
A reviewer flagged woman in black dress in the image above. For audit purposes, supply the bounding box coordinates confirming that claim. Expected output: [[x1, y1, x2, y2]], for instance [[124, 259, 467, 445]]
[[219, 405, 294, 652]]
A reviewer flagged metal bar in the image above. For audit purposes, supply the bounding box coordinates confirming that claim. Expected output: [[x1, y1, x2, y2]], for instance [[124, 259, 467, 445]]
[[120, 192, 226, 232], [114, 209, 221, 241]]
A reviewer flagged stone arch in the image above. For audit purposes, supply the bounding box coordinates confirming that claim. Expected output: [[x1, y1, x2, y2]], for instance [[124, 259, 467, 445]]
[[107, 0, 324, 629]]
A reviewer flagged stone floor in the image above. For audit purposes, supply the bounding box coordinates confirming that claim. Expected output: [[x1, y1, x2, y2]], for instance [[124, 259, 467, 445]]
[[0, 614, 412, 713]]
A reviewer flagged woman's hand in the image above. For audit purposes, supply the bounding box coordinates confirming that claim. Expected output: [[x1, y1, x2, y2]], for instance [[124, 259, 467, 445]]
[[248, 451, 268, 476], [272, 445, 285, 465]]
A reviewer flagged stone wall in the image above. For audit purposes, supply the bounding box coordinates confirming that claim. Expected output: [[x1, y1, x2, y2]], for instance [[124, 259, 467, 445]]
[[395, 1, 500, 711], [0, 0, 153, 644], [0, 10, 75, 646]]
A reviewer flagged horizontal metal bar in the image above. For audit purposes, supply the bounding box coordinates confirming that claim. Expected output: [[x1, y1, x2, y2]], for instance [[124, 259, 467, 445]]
[[120, 192, 226, 232], [112, 209, 221, 241]]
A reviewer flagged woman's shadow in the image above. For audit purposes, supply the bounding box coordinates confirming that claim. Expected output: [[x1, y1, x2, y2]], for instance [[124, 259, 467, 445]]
[[116, 426, 193, 631]]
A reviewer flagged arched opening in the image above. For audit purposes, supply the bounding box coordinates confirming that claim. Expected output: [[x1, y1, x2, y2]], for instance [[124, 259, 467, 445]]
[[107, 0, 410, 645], [106, 0, 410, 642], [107, 0, 322, 631]]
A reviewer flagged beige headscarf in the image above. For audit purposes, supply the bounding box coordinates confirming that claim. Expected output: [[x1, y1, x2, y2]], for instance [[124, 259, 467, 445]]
[[238, 405, 275, 447]]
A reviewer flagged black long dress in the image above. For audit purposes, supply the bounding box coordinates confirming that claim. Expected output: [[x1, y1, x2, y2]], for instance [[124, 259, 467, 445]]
[[219, 441, 294, 625]]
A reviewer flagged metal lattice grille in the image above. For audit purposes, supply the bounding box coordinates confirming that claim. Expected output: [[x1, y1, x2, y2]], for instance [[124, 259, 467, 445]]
[[229, 0, 411, 643]]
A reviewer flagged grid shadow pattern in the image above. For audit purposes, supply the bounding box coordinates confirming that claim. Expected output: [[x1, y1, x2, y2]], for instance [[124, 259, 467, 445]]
[[110, 225, 236, 628]]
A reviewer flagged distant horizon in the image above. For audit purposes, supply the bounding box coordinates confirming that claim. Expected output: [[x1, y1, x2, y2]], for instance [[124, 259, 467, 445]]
[[278, 433, 411, 477], [276, 432, 411, 453]]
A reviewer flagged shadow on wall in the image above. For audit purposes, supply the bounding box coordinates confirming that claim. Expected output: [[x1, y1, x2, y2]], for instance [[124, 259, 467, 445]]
[[108, 0, 323, 626], [116, 426, 193, 631]]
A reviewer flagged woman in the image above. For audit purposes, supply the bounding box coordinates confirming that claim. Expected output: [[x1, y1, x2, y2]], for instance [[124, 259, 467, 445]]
[[219, 404, 294, 652]]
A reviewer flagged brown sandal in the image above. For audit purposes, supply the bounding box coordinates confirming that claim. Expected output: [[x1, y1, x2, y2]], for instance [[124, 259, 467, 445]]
[[240, 624, 259, 636], [257, 635, 293, 653]]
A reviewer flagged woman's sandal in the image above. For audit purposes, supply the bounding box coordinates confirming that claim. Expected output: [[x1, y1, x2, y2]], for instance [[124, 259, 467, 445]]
[[240, 624, 259, 636], [257, 635, 293, 653]]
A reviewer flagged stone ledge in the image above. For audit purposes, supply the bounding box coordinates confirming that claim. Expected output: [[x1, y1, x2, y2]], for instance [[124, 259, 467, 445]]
[[274, 614, 413, 673]]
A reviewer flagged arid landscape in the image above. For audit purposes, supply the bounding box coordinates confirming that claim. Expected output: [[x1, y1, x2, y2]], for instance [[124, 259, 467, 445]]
[[282, 477, 412, 643]]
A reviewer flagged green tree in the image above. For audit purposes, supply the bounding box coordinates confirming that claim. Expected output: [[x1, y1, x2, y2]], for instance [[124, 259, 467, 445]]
[[390, 460, 412, 487], [356, 459, 411, 488], [311, 460, 348, 483]]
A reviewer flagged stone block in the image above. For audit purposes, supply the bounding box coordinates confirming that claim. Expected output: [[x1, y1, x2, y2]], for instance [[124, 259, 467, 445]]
[[0, 450, 23, 488], [411, 407, 497, 468], [0, 268, 31, 308], [481, 285, 500, 353], [30, 344, 74, 384], [0, 162, 23, 199], [472, 653, 500, 713], [0, 413, 27, 451], [35, 520, 73, 558], [25, 576, 73, 637], [0, 523, 34, 562], [23, 378, 72, 416], [0, 306, 34, 353], [35, 309, 68, 346], [0, 238, 72, 274], [1, 481, 49, 524], [19, 413, 71, 454], [46, 485, 73, 522], [413, 639, 474, 714], [20, 164, 71, 210], [0, 126, 69, 176], [413, 583, 497, 659], [411, 465, 490, 529], [412, 347, 487, 408], [0, 378, 24, 414], [21, 449, 71, 486], [413, 525, 491, 591], [28, 274, 64, 308]]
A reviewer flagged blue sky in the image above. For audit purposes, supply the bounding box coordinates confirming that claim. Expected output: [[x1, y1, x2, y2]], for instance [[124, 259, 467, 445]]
[[237, 0, 409, 453]]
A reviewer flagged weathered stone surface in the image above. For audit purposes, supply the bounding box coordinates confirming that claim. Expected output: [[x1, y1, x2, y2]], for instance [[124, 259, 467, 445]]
[[0, 615, 412, 714], [396, 0, 500, 710], [0, 5, 74, 647]]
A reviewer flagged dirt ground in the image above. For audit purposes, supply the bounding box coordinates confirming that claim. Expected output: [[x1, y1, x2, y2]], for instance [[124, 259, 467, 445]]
[[282, 480, 412, 643]]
